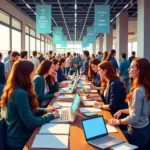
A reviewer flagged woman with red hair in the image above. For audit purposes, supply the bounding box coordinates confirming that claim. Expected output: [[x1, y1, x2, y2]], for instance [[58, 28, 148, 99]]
[[108, 58, 150, 149], [0, 60, 60, 150], [88, 61, 127, 116]]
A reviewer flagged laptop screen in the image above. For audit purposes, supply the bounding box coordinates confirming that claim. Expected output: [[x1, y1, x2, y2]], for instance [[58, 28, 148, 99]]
[[71, 92, 80, 113], [71, 80, 77, 92], [82, 116, 107, 140], [79, 80, 85, 91]]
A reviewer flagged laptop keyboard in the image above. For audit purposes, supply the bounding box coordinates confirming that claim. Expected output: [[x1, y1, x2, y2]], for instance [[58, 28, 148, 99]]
[[61, 110, 70, 121], [91, 136, 114, 145]]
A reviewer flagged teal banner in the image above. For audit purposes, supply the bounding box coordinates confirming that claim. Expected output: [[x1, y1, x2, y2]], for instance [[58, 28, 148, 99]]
[[36, 5, 51, 33], [94, 5, 110, 33], [61, 35, 67, 48], [53, 27, 62, 44], [82, 36, 89, 48], [87, 27, 96, 44]]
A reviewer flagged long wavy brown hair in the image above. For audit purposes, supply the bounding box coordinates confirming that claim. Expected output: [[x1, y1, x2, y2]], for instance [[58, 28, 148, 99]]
[[88, 58, 100, 81], [0, 60, 38, 111], [35, 60, 53, 85], [99, 61, 125, 94], [126, 58, 150, 102]]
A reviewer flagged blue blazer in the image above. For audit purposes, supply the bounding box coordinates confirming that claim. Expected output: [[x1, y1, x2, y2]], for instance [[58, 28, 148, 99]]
[[101, 79, 127, 115], [81, 57, 90, 75], [57, 67, 67, 82]]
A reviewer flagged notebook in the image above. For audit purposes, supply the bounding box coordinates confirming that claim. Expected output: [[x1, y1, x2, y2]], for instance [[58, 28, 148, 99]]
[[79, 107, 102, 113], [32, 134, 68, 149]]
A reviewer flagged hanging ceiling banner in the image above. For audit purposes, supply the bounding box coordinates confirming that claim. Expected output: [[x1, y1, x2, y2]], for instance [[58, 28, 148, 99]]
[[87, 27, 96, 44], [36, 5, 51, 33], [94, 5, 110, 33], [53, 27, 62, 44], [82, 36, 89, 48], [61, 35, 67, 48]]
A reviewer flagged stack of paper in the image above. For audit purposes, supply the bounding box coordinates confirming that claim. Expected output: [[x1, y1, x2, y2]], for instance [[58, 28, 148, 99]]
[[82, 101, 97, 106], [39, 123, 70, 135], [53, 102, 72, 108], [106, 124, 117, 133], [32, 134, 69, 149], [57, 95, 74, 99], [79, 107, 102, 113], [111, 143, 138, 150], [61, 80, 72, 84]]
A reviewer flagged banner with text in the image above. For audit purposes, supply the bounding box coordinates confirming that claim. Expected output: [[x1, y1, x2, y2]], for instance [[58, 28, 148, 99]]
[[53, 27, 62, 44], [87, 27, 96, 44], [94, 5, 110, 33], [36, 5, 51, 33], [61, 35, 67, 48]]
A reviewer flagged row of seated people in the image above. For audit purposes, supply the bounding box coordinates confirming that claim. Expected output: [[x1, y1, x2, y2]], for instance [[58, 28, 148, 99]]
[[0, 56, 150, 150]]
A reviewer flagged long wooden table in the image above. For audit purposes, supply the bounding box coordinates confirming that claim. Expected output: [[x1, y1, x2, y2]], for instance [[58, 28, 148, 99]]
[[24, 89, 127, 150]]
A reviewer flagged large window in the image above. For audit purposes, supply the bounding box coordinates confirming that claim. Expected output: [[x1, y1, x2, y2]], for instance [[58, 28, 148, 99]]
[[0, 10, 21, 61], [30, 37, 36, 56], [25, 35, 29, 51], [12, 29, 21, 51], [36, 39, 41, 52], [41, 41, 44, 54], [0, 24, 10, 59]]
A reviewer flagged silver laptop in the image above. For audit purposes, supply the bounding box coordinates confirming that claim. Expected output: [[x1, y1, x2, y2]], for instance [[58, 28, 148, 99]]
[[59, 79, 77, 94], [79, 79, 97, 93], [52, 91, 81, 123], [82, 116, 124, 149]]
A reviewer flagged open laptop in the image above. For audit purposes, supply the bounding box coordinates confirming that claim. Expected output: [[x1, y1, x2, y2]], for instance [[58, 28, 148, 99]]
[[79, 79, 97, 93], [51, 91, 81, 123], [59, 79, 77, 94], [82, 116, 124, 149]]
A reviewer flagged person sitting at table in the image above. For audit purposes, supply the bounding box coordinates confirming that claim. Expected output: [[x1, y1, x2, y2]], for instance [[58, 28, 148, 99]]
[[108, 58, 150, 149], [57, 58, 70, 82], [0, 60, 60, 150], [87, 61, 128, 116], [87, 58, 101, 93], [52, 58, 68, 88], [33, 60, 60, 108]]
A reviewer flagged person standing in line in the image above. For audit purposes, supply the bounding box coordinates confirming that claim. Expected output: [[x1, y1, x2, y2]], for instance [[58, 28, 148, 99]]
[[102, 51, 108, 62], [96, 51, 103, 62], [5, 51, 20, 80], [37, 53, 45, 63], [30, 51, 40, 71], [0, 53, 5, 96], [0, 60, 59, 150], [81, 50, 90, 76], [108, 58, 150, 149], [118, 53, 130, 93], [4, 50, 12, 63], [106, 49, 119, 73], [20, 51, 28, 60], [129, 51, 136, 63], [65, 52, 72, 76], [70, 53, 79, 75]]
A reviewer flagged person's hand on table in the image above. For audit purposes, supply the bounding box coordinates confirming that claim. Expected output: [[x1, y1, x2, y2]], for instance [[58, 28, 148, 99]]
[[108, 119, 120, 126], [89, 84, 97, 89], [66, 76, 70, 80], [44, 108, 58, 113], [53, 111, 60, 118], [61, 82, 68, 87], [113, 110, 122, 119], [93, 102, 101, 109], [54, 92, 60, 97], [86, 94, 94, 99]]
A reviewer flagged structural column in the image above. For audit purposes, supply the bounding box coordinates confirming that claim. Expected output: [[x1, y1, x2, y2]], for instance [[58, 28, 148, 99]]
[[137, 0, 150, 60], [98, 36, 103, 52], [53, 44, 56, 53], [21, 23, 25, 51], [92, 43, 96, 55], [116, 12, 128, 62], [104, 26, 113, 52]]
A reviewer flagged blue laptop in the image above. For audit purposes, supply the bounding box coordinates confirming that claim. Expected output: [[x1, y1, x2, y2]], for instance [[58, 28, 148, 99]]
[[82, 116, 124, 149]]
